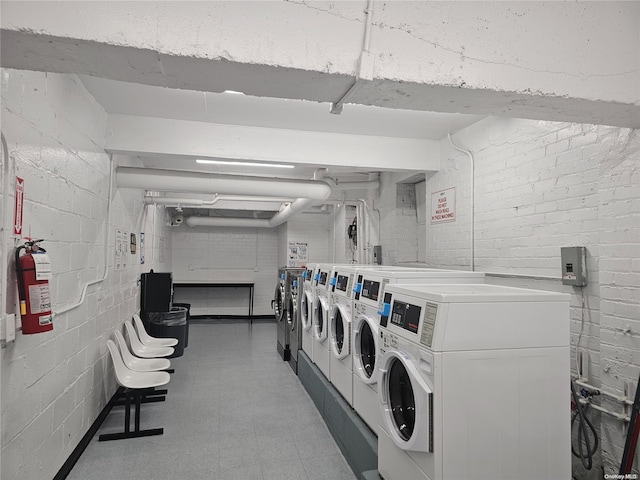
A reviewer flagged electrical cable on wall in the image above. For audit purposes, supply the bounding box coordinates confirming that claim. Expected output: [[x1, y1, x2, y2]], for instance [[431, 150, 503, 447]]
[[571, 380, 599, 470], [348, 216, 357, 263]]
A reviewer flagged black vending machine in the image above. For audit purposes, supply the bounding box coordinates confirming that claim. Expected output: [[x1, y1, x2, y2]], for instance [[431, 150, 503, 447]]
[[140, 270, 188, 358]]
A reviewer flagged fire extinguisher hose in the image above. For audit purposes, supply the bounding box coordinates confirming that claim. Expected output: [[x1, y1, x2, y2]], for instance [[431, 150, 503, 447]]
[[14, 245, 26, 308]]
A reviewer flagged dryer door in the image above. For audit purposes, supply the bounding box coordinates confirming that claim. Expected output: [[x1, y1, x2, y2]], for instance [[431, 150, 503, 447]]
[[287, 293, 298, 332], [313, 295, 329, 341], [329, 303, 350, 359], [379, 350, 433, 453], [273, 284, 285, 322], [353, 314, 379, 384], [301, 290, 313, 330]]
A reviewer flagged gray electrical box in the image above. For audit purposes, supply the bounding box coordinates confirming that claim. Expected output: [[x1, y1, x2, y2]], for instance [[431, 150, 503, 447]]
[[373, 245, 382, 265], [561, 247, 587, 286]]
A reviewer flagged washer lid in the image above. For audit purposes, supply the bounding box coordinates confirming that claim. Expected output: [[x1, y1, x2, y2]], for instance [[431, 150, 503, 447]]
[[383, 283, 570, 303]]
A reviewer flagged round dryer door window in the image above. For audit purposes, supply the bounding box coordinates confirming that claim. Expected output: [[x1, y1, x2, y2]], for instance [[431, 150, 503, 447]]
[[301, 291, 313, 330], [353, 315, 378, 384], [273, 285, 284, 322], [379, 350, 433, 453], [313, 296, 329, 341], [388, 358, 415, 441], [287, 294, 297, 331], [330, 304, 350, 358]]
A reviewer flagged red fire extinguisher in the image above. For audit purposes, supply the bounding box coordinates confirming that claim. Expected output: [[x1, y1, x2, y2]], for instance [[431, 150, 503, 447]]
[[15, 239, 53, 334]]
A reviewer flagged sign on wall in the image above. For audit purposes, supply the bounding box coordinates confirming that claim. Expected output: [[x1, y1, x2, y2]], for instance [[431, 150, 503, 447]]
[[115, 229, 128, 270], [14, 177, 24, 236], [288, 241, 309, 267], [431, 187, 456, 224]]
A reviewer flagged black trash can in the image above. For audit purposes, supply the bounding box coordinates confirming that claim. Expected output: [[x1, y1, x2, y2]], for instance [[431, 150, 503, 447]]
[[143, 307, 187, 358], [172, 303, 191, 348]]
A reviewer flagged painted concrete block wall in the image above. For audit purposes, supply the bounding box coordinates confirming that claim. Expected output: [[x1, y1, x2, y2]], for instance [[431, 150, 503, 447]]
[[596, 128, 640, 471], [285, 210, 332, 265], [420, 116, 639, 475], [375, 172, 421, 266], [3, 1, 638, 120], [0, 68, 171, 480], [171, 227, 278, 316]]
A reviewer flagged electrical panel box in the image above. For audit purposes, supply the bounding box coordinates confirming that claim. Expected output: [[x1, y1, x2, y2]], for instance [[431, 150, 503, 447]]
[[561, 247, 587, 286], [373, 245, 382, 265]]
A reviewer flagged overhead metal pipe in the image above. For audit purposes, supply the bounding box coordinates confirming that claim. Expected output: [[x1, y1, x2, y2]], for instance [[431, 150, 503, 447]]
[[117, 166, 332, 200], [185, 216, 271, 228], [143, 194, 294, 208], [185, 197, 321, 229]]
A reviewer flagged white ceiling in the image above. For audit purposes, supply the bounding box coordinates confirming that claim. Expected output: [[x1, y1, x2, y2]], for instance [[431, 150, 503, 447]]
[[79, 75, 483, 219], [80, 75, 483, 141]]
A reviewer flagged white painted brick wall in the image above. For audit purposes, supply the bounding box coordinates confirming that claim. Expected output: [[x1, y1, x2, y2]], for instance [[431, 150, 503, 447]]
[[286, 209, 332, 264], [170, 211, 332, 316], [374, 172, 421, 265], [171, 226, 278, 316], [411, 116, 639, 476], [0, 68, 171, 480]]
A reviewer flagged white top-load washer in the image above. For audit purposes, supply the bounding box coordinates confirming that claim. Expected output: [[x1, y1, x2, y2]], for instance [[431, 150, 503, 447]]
[[300, 264, 318, 362], [351, 267, 485, 434], [377, 284, 570, 480]]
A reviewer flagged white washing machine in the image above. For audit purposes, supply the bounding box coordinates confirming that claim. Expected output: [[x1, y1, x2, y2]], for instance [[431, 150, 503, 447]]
[[286, 272, 304, 373], [351, 268, 485, 434], [300, 264, 318, 362], [273, 267, 287, 359], [312, 263, 357, 379], [327, 265, 360, 406], [377, 283, 570, 480], [312, 263, 339, 379]]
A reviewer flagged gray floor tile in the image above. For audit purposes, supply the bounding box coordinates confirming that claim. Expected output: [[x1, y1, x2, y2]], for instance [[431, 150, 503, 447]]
[[261, 457, 308, 480], [67, 321, 355, 480]]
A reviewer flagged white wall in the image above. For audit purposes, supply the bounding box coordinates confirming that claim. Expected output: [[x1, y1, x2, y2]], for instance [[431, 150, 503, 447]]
[[286, 211, 332, 266], [409, 116, 639, 476], [0, 68, 171, 480], [374, 172, 423, 266], [171, 227, 278, 316]]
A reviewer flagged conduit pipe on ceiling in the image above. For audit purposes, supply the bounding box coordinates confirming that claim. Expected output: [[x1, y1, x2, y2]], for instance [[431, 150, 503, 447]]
[[119, 167, 333, 229], [330, 0, 375, 114], [117, 167, 332, 200], [1, 132, 14, 329], [185, 197, 320, 229], [447, 133, 475, 271], [143, 195, 295, 207]]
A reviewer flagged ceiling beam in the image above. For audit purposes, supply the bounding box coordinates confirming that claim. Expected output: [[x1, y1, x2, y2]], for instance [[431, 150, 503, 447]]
[[106, 114, 440, 172]]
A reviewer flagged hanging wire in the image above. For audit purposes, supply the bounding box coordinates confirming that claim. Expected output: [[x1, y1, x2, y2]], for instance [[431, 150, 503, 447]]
[[571, 380, 599, 470]]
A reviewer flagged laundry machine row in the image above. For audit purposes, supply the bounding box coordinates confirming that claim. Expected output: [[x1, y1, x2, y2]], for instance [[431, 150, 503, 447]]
[[349, 267, 485, 434], [286, 271, 304, 373], [273, 266, 304, 361], [376, 283, 570, 480]]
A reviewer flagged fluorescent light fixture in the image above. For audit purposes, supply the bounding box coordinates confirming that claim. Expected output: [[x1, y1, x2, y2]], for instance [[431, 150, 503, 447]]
[[196, 159, 294, 169], [223, 90, 245, 95]]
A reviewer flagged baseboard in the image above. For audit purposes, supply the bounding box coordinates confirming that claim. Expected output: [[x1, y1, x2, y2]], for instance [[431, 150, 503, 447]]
[[53, 386, 124, 480], [190, 315, 274, 322], [297, 351, 378, 478]]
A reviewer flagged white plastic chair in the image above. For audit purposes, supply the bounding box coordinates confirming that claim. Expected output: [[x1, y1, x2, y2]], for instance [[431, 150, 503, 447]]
[[114, 330, 171, 372], [124, 320, 174, 358], [99, 339, 170, 441], [132, 313, 178, 347]]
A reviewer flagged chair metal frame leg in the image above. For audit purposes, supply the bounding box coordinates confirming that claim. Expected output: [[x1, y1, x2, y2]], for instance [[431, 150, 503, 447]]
[[99, 390, 164, 441]]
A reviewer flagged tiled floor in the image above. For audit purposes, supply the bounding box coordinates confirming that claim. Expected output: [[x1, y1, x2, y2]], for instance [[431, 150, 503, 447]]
[[67, 320, 357, 480]]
